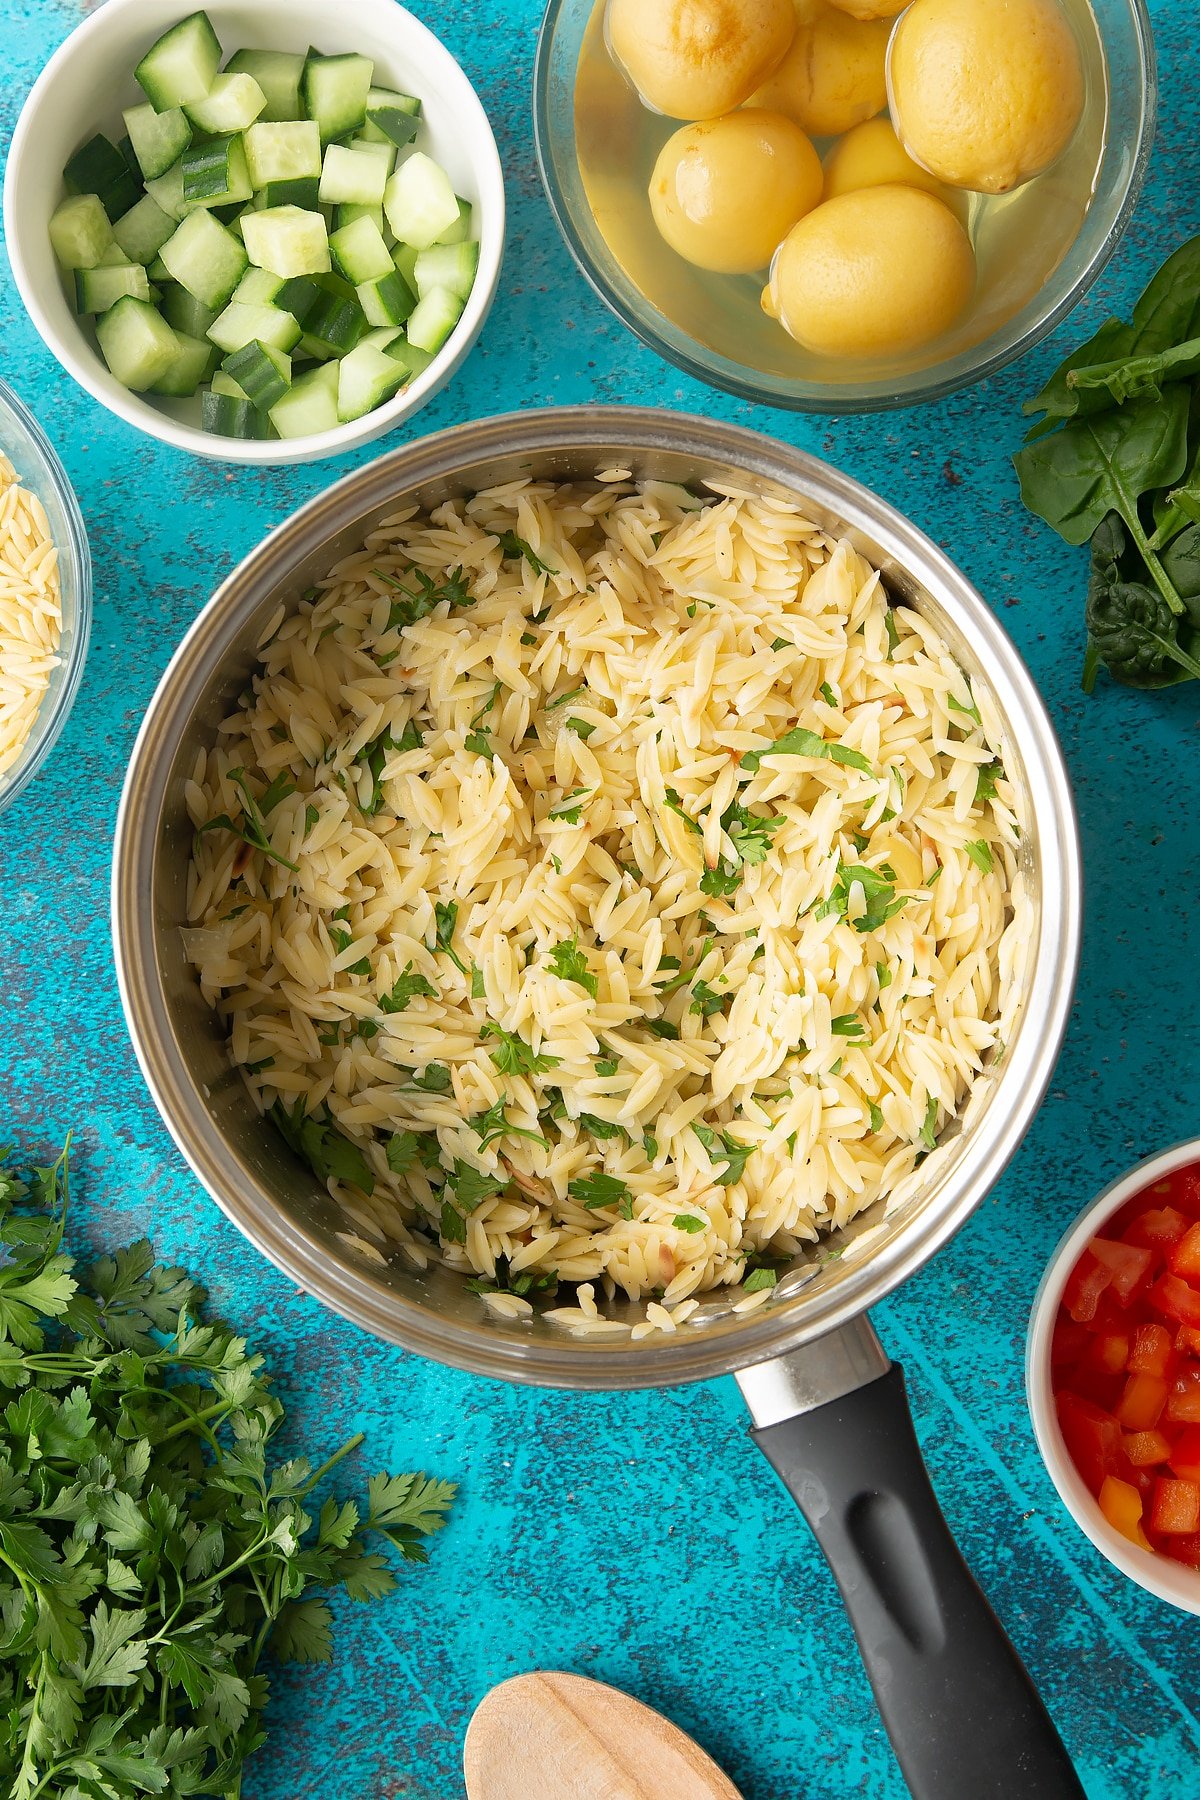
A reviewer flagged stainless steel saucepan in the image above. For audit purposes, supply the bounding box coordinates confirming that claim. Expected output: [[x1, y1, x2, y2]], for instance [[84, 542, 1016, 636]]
[[112, 409, 1084, 1799]]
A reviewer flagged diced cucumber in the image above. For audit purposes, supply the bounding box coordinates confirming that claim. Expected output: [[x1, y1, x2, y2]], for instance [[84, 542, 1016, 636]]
[[222, 340, 291, 409], [383, 152, 458, 250], [392, 243, 418, 288], [269, 360, 339, 437], [97, 242, 129, 267], [241, 205, 330, 277], [329, 215, 393, 284], [414, 240, 478, 302], [111, 196, 174, 268], [182, 136, 252, 208], [150, 330, 216, 395], [211, 369, 248, 399], [95, 297, 180, 390], [147, 254, 171, 282], [359, 326, 403, 352], [207, 300, 302, 355], [255, 177, 321, 210], [403, 342, 435, 380], [243, 121, 322, 189], [336, 202, 386, 237], [186, 73, 267, 135], [161, 284, 218, 338], [202, 388, 268, 438], [363, 87, 421, 150], [356, 268, 416, 329], [64, 133, 141, 221], [335, 338, 407, 422], [347, 138, 396, 178], [301, 289, 364, 356], [160, 208, 248, 308], [229, 266, 285, 306], [135, 11, 222, 111], [122, 103, 192, 181], [318, 144, 387, 208], [118, 135, 142, 181], [144, 161, 189, 222], [438, 198, 473, 246], [50, 194, 113, 270], [75, 262, 151, 313], [406, 284, 463, 354], [302, 53, 374, 142], [225, 49, 305, 123]]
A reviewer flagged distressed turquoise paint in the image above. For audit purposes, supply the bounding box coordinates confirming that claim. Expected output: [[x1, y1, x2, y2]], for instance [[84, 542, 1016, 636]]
[[2, 2, 1199, 1796]]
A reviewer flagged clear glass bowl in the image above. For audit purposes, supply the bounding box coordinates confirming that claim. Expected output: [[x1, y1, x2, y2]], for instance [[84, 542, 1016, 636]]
[[0, 379, 92, 816], [534, 0, 1157, 413]]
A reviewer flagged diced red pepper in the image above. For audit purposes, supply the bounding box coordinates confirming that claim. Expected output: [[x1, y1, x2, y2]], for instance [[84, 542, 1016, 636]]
[[1177, 1326, 1200, 1358], [1084, 1331, 1130, 1375], [1115, 1372, 1169, 1431], [1152, 1273, 1200, 1330], [1051, 1319, 1090, 1368], [1166, 1366, 1200, 1424], [1062, 1249, 1113, 1323], [1168, 1425, 1200, 1482], [1056, 1391, 1123, 1495], [1090, 1237, 1152, 1303], [1125, 1429, 1172, 1467], [1170, 1223, 1200, 1279], [1129, 1322, 1174, 1377], [1162, 1532, 1200, 1568], [1126, 1206, 1188, 1250], [1172, 1169, 1200, 1219], [1099, 1475, 1149, 1548], [1150, 1477, 1200, 1535]]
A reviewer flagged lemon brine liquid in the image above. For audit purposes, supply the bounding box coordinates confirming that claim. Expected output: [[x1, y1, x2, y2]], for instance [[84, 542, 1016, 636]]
[[572, 0, 1108, 385]]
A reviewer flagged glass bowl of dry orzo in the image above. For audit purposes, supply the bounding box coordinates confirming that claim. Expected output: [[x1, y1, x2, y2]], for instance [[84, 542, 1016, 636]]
[[0, 379, 91, 817]]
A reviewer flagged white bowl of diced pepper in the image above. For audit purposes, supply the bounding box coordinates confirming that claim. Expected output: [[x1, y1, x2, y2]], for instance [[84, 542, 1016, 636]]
[[4, 0, 506, 463]]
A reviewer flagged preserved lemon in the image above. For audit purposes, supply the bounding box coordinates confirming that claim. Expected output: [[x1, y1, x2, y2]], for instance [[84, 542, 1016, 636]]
[[888, 0, 1085, 194], [649, 110, 823, 273], [828, 0, 907, 15], [763, 186, 975, 357], [748, 1, 890, 139], [607, 0, 796, 121], [822, 117, 951, 203]]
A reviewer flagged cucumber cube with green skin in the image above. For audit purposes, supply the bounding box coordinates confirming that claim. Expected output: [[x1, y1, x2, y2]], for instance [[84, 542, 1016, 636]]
[[202, 389, 268, 438], [50, 194, 114, 270], [225, 49, 305, 123], [229, 267, 286, 307], [256, 177, 321, 210], [95, 297, 180, 390], [241, 205, 330, 278], [365, 87, 421, 149], [336, 202, 386, 237], [392, 243, 418, 289], [269, 360, 340, 437], [335, 338, 408, 422], [97, 243, 130, 268], [63, 134, 133, 207], [182, 136, 253, 208], [222, 340, 292, 409], [160, 209, 249, 309], [301, 290, 365, 356], [330, 215, 393, 285], [437, 198, 473, 246], [302, 53, 375, 143], [161, 285, 218, 338], [207, 300, 302, 355], [406, 284, 464, 354], [211, 369, 248, 399], [383, 153, 459, 250], [150, 331, 216, 396], [74, 262, 151, 314], [135, 11, 223, 111], [112, 198, 176, 268], [319, 145, 387, 208], [414, 240, 479, 302], [244, 121, 322, 190], [274, 275, 322, 324], [186, 73, 267, 136], [122, 103, 192, 182], [144, 162, 189, 223], [356, 269, 416, 329], [346, 138, 396, 179]]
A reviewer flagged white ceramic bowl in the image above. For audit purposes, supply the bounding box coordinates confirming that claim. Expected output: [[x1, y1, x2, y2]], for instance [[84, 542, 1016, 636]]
[[4, 0, 505, 465], [1027, 1137, 1200, 1615]]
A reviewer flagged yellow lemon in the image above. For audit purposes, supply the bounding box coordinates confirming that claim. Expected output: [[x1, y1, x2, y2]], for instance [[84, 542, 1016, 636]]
[[649, 110, 823, 273], [822, 116, 950, 202], [828, 0, 908, 16], [748, 1, 890, 139], [608, 0, 797, 121], [763, 185, 975, 357], [888, 0, 1085, 194]]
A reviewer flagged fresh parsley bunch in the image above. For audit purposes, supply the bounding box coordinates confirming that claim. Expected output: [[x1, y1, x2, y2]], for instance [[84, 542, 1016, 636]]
[[0, 1140, 454, 1799]]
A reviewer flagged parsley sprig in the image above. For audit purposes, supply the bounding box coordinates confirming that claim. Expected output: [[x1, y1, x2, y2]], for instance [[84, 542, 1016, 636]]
[[0, 1141, 454, 1800], [197, 769, 299, 873]]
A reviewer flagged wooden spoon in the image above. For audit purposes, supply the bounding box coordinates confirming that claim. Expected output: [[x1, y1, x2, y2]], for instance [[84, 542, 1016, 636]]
[[463, 1671, 744, 1800]]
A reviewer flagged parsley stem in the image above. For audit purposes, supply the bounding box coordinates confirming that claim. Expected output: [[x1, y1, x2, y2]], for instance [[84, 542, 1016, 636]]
[[298, 1431, 366, 1497]]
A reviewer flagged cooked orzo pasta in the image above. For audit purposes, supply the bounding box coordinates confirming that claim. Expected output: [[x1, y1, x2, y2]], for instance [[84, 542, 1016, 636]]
[[184, 473, 1027, 1332], [0, 454, 62, 783]]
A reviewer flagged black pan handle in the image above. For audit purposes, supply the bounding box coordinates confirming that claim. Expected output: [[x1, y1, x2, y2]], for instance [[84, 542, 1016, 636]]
[[746, 1352, 1085, 1800]]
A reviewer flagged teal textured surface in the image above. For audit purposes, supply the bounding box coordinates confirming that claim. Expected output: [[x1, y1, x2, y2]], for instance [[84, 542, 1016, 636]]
[[2, 3, 1199, 1797]]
